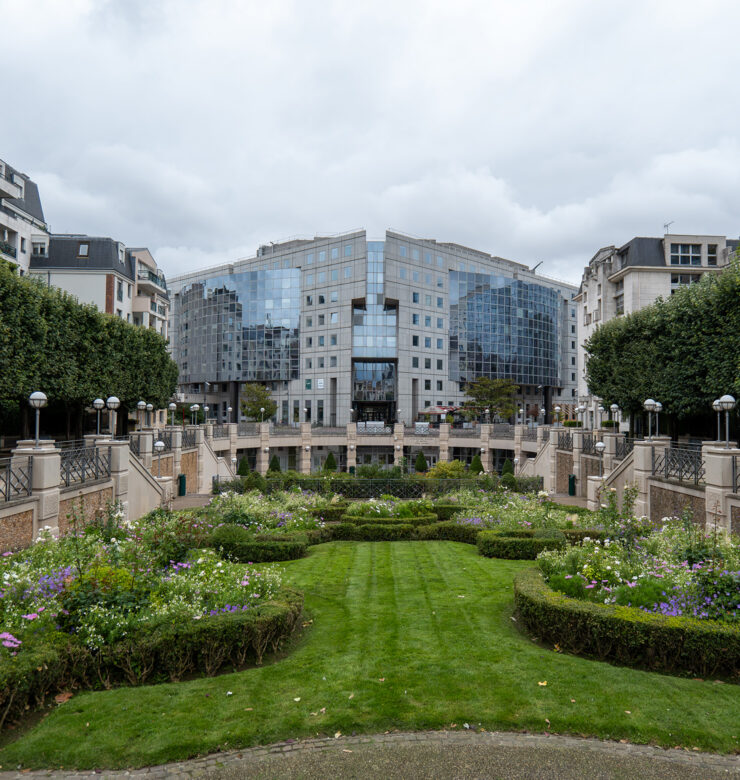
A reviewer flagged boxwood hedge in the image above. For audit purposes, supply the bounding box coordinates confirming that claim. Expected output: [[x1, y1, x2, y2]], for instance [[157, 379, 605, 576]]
[[415, 521, 481, 544], [339, 513, 438, 527], [477, 531, 565, 559], [513, 568, 740, 679], [432, 504, 473, 522], [210, 525, 307, 562], [0, 589, 303, 730]]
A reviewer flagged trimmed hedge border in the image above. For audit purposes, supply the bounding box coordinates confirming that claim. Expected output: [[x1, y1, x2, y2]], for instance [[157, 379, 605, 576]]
[[514, 568, 740, 679], [340, 513, 438, 527], [416, 521, 481, 544], [0, 589, 303, 731], [310, 503, 350, 523], [211, 525, 308, 562], [477, 531, 565, 559], [432, 504, 473, 522], [328, 522, 415, 541]]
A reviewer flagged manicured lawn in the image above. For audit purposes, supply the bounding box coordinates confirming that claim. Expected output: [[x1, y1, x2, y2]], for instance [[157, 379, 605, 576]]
[[1, 541, 738, 769]]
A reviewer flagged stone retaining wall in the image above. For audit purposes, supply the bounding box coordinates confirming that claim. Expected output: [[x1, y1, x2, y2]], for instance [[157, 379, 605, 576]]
[[649, 482, 705, 525], [58, 485, 114, 535], [0, 505, 35, 552], [556, 452, 572, 494]]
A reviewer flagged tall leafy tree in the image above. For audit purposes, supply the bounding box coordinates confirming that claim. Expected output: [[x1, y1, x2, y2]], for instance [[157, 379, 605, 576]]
[[462, 377, 519, 420], [240, 383, 277, 421]]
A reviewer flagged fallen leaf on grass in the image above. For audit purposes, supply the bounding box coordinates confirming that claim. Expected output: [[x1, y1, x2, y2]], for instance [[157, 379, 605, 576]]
[[624, 711, 631, 715], [348, 693, 354, 699], [378, 678, 385, 682], [570, 699, 576, 703], [244, 708, 253, 712], [538, 681, 547, 686], [343, 749, 353, 753], [310, 712, 317, 717], [620, 739, 629, 744], [293, 697, 301, 702], [458, 595, 465, 598], [334, 731, 342, 738], [320, 707, 326, 714], [54, 693, 73, 704]]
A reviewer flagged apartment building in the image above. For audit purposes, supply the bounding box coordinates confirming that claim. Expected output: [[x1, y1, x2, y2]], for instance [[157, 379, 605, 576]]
[[575, 233, 739, 425], [0, 158, 49, 275]]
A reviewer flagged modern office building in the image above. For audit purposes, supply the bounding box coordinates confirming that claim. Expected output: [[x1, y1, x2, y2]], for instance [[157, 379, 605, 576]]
[[0, 158, 49, 276], [575, 233, 739, 426], [169, 229, 578, 430], [29, 235, 169, 337]]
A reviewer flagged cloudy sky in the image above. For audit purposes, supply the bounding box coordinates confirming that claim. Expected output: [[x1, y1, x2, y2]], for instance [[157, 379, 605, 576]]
[[3, 0, 740, 284]]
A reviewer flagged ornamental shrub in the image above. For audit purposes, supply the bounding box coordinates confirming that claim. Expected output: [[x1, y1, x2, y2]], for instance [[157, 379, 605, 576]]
[[477, 531, 565, 559], [563, 420, 582, 427], [323, 451, 337, 472], [414, 450, 428, 473], [500, 473, 517, 491], [502, 458, 514, 476], [432, 504, 473, 521], [533, 528, 567, 543], [268, 455, 281, 473], [353, 523, 414, 541], [426, 460, 467, 479], [341, 514, 438, 527], [469, 454, 484, 474], [513, 568, 740, 678], [237, 457, 251, 476]]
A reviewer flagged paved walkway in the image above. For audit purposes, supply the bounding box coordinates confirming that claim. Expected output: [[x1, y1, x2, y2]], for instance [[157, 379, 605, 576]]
[[548, 492, 589, 508], [2, 730, 737, 778], [171, 494, 212, 510]]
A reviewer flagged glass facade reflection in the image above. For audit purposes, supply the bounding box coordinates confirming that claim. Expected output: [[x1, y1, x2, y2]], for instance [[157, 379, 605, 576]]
[[449, 272, 561, 386], [353, 361, 396, 401], [352, 242, 397, 358], [175, 269, 300, 384]]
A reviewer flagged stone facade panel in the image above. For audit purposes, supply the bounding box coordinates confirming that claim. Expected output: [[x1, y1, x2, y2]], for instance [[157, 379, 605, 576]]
[[150, 454, 174, 478], [731, 504, 740, 536], [649, 483, 705, 526], [0, 508, 34, 552], [58, 486, 114, 535], [556, 452, 573, 494]]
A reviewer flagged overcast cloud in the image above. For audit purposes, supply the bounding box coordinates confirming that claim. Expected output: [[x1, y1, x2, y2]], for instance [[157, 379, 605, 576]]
[[3, 0, 740, 284]]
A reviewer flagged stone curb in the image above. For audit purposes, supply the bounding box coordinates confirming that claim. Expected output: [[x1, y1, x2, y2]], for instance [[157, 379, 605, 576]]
[[1, 729, 738, 778]]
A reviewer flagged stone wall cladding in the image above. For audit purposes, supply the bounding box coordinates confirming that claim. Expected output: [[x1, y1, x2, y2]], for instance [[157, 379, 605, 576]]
[[58, 486, 114, 535], [0, 508, 34, 552], [149, 454, 174, 478], [731, 504, 740, 536], [581, 455, 602, 480], [556, 452, 573, 494], [649, 483, 705, 526], [180, 451, 198, 494]]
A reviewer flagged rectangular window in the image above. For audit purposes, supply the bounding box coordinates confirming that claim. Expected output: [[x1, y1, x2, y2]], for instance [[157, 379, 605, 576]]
[[708, 244, 717, 266], [412, 291, 419, 303], [78, 242, 89, 257], [436, 255, 443, 267], [330, 290, 338, 302], [306, 337, 313, 347], [424, 400, 431, 407], [437, 276, 443, 288], [571, 356, 576, 365], [436, 380, 443, 391], [400, 267, 407, 280], [305, 379, 312, 390], [670, 243, 701, 266], [306, 316, 313, 327], [437, 338, 443, 349], [399, 245, 407, 257], [412, 313, 419, 325], [412, 357, 419, 368], [127, 284, 132, 298], [436, 359, 443, 370], [424, 358, 431, 369], [318, 294, 325, 304], [319, 250, 326, 262], [331, 269, 338, 281], [412, 248, 419, 260], [425, 294, 432, 305], [318, 271, 326, 283], [437, 296, 443, 307], [425, 273, 432, 285], [413, 271, 420, 282], [571, 341, 576, 349], [437, 318, 443, 328], [318, 357, 325, 368], [306, 252, 314, 264], [412, 335, 419, 346], [330, 334, 337, 345], [571, 372, 576, 381], [318, 314, 325, 325], [319, 336, 325, 346], [306, 273, 314, 285], [306, 295, 313, 305], [424, 336, 431, 348], [330, 311, 338, 323], [306, 358, 313, 368], [330, 356, 337, 367], [344, 244, 352, 257], [344, 266, 352, 278], [424, 379, 431, 390]]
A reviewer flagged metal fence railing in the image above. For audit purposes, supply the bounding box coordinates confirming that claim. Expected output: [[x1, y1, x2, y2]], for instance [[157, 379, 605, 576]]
[[582, 433, 596, 455], [152, 430, 172, 451], [182, 430, 196, 449], [492, 424, 515, 439], [557, 431, 573, 451], [652, 445, 705, 485], [356, 425, 393, 435], [449, 428, 481, 438], [614, 436, 635, 461], [0, 457, 32, 502], [404, 425, 440, 437], [60, 446, 111, 488], [238, 422, 259, 436], [311, 427, 347, 436], [211, 425, 229, 439], [523, 427, 539, 441], [128, 435, 141, 457]]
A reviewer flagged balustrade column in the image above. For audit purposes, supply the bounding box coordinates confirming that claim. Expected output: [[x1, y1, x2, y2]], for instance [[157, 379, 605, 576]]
[[479, 423, 492, 472], [107, 440, 130, 520], [138, 431, 154, 470], [299, 422, 312, 474], [438, 423, 450, 463], [571, 430, 584, 496], [169, 428, 183, 481], [513, 424, 523, 465], [702, 443, 740, 533], [11, 441, 61, 537], [602, 431, 619, 474], [227, 422, 238, 465], [256, 422, 270, 476], [393, 423, 405, 467], [346, 423, 357, 473], [547, 428, 559, 494], [194, 427, 206, 491]]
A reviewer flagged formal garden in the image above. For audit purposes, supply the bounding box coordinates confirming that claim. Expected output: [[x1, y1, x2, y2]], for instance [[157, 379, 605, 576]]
[[0, 479, 738, 769]]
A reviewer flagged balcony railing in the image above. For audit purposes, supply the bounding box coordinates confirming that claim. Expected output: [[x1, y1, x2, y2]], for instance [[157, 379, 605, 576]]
[[270, 425, 301, 437], [614, 436, 635, 461], [492, 424, 515, 439], [0, 240, 17, 258], [582, 433, 596, 455], [523, 427, 539, 441], [558, 431, 573, 451], [405, 425, 439, 437], [153, 430, 172, 451], [60, 446, 111, 488], [357, 423, 393, 435], [137, 269, 166, 288], [182, 430, 196, 449], [238, 422, 258, 436], [652, 445, 705, 485], [211, 425, 229, 439], [0, 457, 32, 502]]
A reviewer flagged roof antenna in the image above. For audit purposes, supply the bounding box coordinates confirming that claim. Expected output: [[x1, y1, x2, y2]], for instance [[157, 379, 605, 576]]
[[663, 220, 674, 234], [531, 261, 543, 272]]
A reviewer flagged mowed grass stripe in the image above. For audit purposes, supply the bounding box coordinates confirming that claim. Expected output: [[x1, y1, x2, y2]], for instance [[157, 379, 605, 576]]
[[1, 542, 739, 769]]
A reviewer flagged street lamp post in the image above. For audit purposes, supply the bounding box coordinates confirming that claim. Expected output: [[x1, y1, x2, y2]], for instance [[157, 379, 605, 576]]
[[106, 396, 120, 436], [718, 395, 736, 449], [93, 398, 105, 435], [554, 405, 561, 427], [597, 405, 605, 428], [654, 402, 662, 437], [713, 399, 722, 441], [260, 406, 265, 423], [137, 400, 146, 431], [154, 439, 165, 477], [610, 403, 619, 429], [513, 457, 519, 475], [28, 391, 48, 448], [595, 440, 606, 477], [227, 406, 233, 423], [168, 402, 177, 427], [190, 404, 200, 426], [146, 403, 154, 428], [643, 399, 656, 438]]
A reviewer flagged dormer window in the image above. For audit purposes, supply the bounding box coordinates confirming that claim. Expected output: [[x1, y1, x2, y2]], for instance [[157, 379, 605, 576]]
[[78, 243, 89, 257]]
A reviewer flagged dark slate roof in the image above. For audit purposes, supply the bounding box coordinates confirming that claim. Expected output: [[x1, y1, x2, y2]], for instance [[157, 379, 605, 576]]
[[727, 239, 739, 253], [616, 237, 665, 268], [4, 163, 46, 224], [31, 235, 134, 281]]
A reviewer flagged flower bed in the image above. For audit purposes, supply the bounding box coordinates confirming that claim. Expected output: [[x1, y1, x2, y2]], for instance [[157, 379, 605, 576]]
[[0, 505, 303, 730]]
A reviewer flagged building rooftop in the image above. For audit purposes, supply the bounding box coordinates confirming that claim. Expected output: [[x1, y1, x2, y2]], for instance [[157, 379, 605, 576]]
[[3, 162, 46, 224], [31, 235, 135, 281]]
